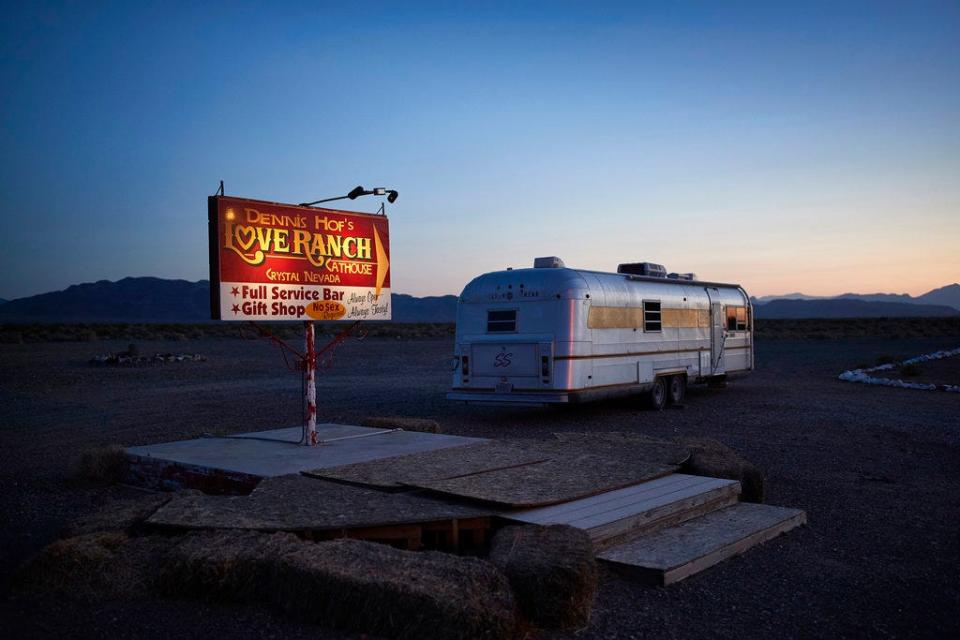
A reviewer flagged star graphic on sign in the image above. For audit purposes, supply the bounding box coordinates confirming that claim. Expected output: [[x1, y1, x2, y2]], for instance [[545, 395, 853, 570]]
[[230, 287, 240, 296], [231, 304, 240, 314]]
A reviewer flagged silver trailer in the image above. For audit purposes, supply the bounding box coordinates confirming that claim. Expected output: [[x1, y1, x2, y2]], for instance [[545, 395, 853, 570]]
[[447, 258, 754, 406]]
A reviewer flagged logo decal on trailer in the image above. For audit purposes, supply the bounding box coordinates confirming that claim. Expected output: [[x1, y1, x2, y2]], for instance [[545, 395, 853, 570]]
[[494, 351, 514, 367]]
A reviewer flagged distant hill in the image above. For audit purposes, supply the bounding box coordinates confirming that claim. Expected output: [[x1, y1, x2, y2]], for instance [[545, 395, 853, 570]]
[[916, 283, 960, 309], [0, 278, 209, 322], [0, 278, 457, 323], [391, 293, 457, 323], [753, 283, 960, 311], [2, 277, 957, 323], [753, 298, 959, 320], [752, 292, 827, 303]]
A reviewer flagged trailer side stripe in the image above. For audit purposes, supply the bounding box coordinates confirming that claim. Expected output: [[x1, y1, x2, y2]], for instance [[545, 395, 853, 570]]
[[554, 345, 750, 361]]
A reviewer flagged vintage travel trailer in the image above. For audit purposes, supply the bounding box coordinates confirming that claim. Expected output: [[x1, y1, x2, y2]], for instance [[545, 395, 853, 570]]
[[447, 258, 754, 406]]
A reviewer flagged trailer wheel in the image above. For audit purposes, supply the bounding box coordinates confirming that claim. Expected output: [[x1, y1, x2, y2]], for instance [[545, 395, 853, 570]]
[[649, 377, 667, 411], [668, 375, 686, 405]]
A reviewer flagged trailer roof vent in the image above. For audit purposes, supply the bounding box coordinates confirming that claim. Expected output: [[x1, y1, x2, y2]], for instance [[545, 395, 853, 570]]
[[668, 272, 697, 281], [618, 262, 667, 278], [534, 256, 565, 269]]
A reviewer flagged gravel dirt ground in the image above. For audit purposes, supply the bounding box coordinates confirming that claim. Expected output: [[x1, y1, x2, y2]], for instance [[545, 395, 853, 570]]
[[1, 335, 959, 639]]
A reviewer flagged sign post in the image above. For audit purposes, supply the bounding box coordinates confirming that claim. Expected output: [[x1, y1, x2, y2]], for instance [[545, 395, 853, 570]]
[[304, 320, 317, 445], [208, 194, 391, 445]]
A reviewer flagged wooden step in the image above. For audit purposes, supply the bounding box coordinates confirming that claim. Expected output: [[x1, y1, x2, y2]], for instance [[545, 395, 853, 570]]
[[598, 502, 806, 585], [501, 473, 741, 547]]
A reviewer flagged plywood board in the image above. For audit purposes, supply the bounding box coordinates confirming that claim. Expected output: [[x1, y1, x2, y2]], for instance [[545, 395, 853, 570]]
[[306, 440, 550, 489], [598, 503, 806, 585], [547, 433, 691, 467], [148, 474, 492, 532], [406, 454, 677, 508], [503, 474, 740, 545]]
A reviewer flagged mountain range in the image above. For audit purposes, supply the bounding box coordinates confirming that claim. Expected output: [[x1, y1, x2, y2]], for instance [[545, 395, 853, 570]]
[[751, 298, 958, 320], [752, 283, 960, 310], [0, 278, 459, 323], [0, 278, 956, 322]]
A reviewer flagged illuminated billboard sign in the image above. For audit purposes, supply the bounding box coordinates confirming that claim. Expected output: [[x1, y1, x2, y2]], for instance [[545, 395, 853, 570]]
[[208, 195, 390, 321]]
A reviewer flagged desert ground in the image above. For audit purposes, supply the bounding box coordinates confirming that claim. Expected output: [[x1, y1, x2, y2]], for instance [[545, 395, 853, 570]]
[[1, 332, 958, 639]]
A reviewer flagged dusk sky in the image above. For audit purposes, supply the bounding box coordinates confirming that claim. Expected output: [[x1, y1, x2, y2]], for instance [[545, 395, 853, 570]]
[[1, 1, 958, 301]]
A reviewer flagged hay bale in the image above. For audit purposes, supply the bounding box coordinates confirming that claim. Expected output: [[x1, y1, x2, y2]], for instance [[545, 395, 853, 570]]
[[73, 445, 128, 484], [678, 437, 765, 503], [361, 416, 442, 433], [488, 525, 597, 630], [159, 530, 303, 603], [15, 532, 172, 601], [274, 538, 517, 640], [62, 492, 172, 537]]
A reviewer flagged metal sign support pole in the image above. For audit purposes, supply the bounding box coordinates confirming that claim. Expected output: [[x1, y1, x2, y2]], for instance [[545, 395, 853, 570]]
[[304, 320, 318, 446]]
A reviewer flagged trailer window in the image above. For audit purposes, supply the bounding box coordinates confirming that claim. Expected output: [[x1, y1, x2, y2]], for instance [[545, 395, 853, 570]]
[[726, 306, 748, 331], [487, 309, 517, 332], [643, 301, 661, 332]]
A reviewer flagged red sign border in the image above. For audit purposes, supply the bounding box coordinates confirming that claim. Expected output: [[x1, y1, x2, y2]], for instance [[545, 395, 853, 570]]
[[207, 194, 388, 321]]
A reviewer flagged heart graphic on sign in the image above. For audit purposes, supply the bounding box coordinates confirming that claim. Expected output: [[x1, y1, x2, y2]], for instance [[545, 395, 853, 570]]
[[234, 225, 257, 252]]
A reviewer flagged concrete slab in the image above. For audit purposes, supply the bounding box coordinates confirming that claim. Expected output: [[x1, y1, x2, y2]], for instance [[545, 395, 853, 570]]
[[127, 423, 483, 479]]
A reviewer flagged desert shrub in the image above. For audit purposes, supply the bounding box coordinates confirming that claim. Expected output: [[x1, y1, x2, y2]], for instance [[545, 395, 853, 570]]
[[0, 330, 23, 344], [73, 445, 128, 484]]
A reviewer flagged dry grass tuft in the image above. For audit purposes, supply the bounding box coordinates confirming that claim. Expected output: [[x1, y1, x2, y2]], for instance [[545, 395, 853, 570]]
[[678, 437, 765, 503], [159, 531, 517, 639], [361, 416, 442, 433], [19, 526, 519, 638], [73, 445, 129, 484], [274, 538, 517, 640], [159, 530, 304, 603], [488, 524, 597, 630], [15, 532, 173, 600]]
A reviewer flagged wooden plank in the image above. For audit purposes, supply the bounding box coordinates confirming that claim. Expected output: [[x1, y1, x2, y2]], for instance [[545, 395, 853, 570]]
[[504, 474, 702, 523], [502, 474, 741, 547], [567, 478, 738, 530], [507, 475, 732, 526], [592, 492, 740, 551], [407, 454, 677, 508], [598, 503, 806, 585]]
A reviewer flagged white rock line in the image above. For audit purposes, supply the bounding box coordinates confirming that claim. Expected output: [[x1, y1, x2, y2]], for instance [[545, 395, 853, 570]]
[[838, 347, 960, 393]]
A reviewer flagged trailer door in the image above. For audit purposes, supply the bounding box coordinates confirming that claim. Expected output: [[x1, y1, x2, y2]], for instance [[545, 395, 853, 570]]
[[705, 287, 726, 376]]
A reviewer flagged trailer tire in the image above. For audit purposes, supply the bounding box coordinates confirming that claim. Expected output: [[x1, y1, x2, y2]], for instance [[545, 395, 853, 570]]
[[668, 375, 686, 405], [649, 377, 667, 411]]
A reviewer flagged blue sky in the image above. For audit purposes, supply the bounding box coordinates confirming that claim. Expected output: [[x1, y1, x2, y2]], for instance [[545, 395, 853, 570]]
[[2, 1, 958, 299]]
